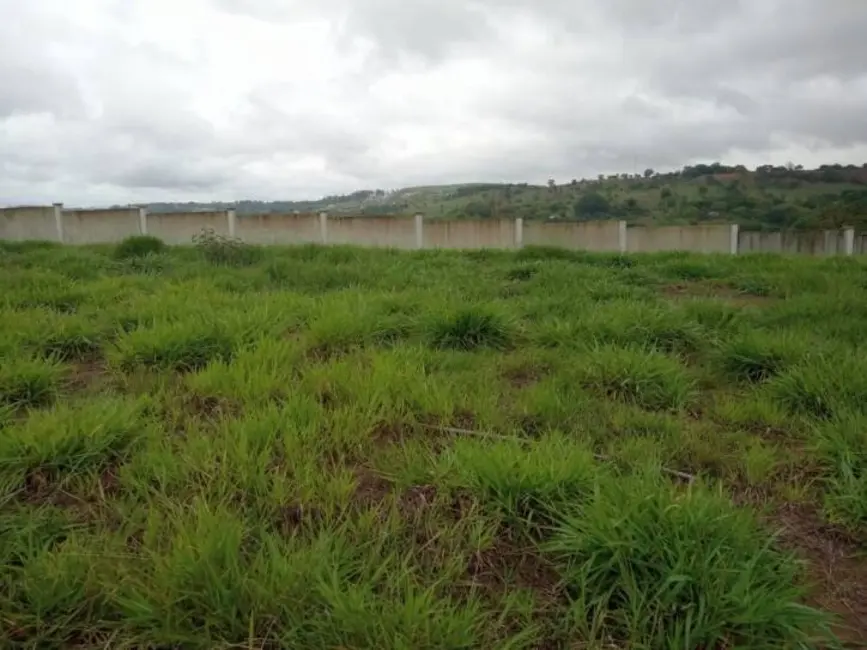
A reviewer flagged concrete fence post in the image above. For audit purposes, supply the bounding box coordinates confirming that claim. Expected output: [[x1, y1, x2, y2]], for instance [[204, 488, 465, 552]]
[[617, 220, 627, 253], [319, 212, 328, 245], [844, 227, 855, 256], [730, 224, 739, 255], [138, 207, 148, 235], [227, 208, 237, 238], [515, 217, 523, 248], [414, 213, 424, 249], [52, 202, 64, 243]]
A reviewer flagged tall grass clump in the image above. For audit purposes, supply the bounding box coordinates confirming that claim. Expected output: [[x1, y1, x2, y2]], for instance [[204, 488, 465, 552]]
[[0, 357, 65, 408], [440, 435, 597, 529], [768, 354, 867, 419], [545, 473, 830, 648], [114, 235, 166, 259], [812, 415, 867, 531], [428, 308, 512, 351], [719, 331, 808, 383], [0, 398, 148, 489], [576, 345, 695, 411], [111, 319, 238, 372]]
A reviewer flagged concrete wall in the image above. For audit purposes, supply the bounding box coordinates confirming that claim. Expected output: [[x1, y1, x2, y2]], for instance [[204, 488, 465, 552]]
[[523, 220, 621, 251], [62, 208, 140, 244], [424, 219, 516, 249], [236, 213, 321, 245], [0, 206, 59, 242], [328, 216, 416, 248], [628, 224, 732, 253], [738, 230, 842, 255], [147, 211, 229, 244], [855, 234, 867, 255]]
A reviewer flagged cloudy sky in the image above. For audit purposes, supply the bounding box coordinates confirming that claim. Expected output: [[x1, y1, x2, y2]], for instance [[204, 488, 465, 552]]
[[2, 0, 867, 206]]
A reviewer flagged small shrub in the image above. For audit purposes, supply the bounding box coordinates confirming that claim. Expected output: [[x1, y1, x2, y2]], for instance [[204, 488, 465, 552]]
[[545, 473, 830, 648], [428, 308, 512, 351], [576, 345, 695, 411], [193, 228, 262, 267], [114, 235, 165, 259], [32, 321, 103, 362], [506, 265, 537, 281], [0, 357, 65, 408]]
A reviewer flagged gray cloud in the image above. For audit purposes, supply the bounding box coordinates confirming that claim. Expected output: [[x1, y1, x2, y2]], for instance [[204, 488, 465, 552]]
[[2, 0, 867, 206]]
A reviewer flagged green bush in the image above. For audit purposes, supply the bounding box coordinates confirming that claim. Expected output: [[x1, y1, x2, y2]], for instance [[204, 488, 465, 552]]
[[719, 332, 806, 383], [114, 235, 166, 259], [111, 320, 237, 372]]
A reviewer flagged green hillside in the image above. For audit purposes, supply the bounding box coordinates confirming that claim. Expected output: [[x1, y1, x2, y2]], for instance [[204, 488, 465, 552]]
[[145, 163, 867, 230]]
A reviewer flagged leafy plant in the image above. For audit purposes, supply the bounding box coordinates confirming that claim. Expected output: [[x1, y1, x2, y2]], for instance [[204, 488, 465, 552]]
[[193, 228, 262, 267], [114, 235, 166, 259]]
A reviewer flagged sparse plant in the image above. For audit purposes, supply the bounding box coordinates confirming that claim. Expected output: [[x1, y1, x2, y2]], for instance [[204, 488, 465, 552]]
[[193, 228, 262, 267]]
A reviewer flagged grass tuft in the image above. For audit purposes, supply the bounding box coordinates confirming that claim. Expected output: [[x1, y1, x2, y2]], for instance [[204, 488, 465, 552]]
[[428, 308, 512, 351], [0, 357, 65, 408], [546, 472, 830, 648]]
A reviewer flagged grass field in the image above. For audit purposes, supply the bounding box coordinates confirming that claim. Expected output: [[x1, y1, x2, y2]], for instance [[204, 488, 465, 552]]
[[2, 236, 867, 648]]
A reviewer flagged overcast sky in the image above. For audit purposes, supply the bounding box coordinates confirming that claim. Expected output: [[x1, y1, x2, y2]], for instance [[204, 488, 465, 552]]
[[2, 0, 867, 206]]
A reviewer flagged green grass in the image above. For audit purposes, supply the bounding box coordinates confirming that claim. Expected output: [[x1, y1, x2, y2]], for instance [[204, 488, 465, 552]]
[[1, 243, 865, 647]]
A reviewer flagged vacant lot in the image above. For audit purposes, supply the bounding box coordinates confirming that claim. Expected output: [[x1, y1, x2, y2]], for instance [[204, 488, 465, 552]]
[[2, 238, 867, 648]]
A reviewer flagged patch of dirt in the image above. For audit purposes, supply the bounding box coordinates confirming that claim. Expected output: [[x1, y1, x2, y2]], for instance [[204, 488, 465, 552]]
[[351, 466, 394, 507], [770, 503, 867, 647], [184, 393, 242, 421], [503, 364, 546, 389], [274, 502, 325, 536], [661, 282, 774, 307], [67, 357, 108, 391], [466, 536, 563, 602], [397, 484, 438, 518]]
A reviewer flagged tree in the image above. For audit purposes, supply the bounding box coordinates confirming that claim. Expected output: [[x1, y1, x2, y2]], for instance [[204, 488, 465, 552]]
[[547, 178, 557, 192], [574, 192, 612, 218], [643, 168, 654, 178]]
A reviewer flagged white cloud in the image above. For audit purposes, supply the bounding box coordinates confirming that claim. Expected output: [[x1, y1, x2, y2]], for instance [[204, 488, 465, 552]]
[[2, 0, 867, 205]]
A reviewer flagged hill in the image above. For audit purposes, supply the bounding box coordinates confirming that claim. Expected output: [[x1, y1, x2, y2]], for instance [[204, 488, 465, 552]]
[[143, 163, 867, 230]]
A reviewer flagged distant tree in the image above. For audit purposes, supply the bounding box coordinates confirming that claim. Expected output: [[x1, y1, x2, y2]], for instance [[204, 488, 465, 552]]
[[660, 187, 673, 200], [547, 178, 557, 192], [574, 191, 612, 218], [570, 178, 578, 187], [698, 185, 709, 197], [643, 168, 654, 178], [597, 174, 605, 182]]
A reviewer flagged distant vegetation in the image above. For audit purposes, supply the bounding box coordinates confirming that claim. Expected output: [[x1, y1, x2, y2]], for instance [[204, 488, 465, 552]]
[[141, 162, 867, 230]]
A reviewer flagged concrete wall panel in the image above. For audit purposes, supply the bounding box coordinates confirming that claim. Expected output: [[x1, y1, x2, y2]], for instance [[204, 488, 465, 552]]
[[148, 211, 230, 244], [424, 219, 515, 249], [628, 225, 731, 253], [739, 230, 830, 255], [63, 209, 140, 244], [523, 220, 620, 251], [328, 216, 416, 248], [0, 206, 58, 242], [237, 213, 321, 245]]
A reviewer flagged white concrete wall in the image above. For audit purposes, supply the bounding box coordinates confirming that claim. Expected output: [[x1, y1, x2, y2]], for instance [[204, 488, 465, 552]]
[[62, 208, 141, 244], [628, 224, 733, 253], [424, 219, 516, 249], [738, 230, 833, 255], [236, 213, 321, 245], [327, 216, 417, 248], [147, 211, 230, 244], [523, 220, 621, 251], [0, 206, 60, 242]]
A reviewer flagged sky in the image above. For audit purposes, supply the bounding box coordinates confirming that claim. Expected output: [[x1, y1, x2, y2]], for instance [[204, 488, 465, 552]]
[[2, 0, 867, 206]]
